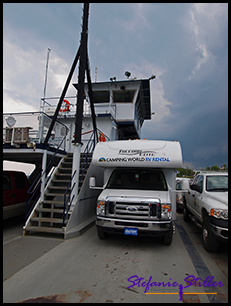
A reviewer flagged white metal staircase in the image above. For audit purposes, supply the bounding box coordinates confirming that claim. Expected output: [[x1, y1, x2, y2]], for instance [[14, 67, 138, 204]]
[[24, 152, 92, 235]]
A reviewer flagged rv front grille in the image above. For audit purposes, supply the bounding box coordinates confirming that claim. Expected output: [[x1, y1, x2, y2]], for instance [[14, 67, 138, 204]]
[[106, 198, 160, 219]]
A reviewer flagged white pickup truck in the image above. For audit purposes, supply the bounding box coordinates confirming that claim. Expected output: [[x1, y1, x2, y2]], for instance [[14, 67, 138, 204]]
[[183, 172, 228, 252]]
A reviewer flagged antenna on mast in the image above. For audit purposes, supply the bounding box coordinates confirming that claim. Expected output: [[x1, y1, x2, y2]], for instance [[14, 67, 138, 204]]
[[95, 67, 97, 83], [43, 48, 51, 100], [95, 36, 99, 82]]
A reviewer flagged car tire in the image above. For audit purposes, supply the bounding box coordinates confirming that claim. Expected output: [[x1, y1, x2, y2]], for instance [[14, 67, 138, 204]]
[[162, 224, 173, 245], [202, 216, 219, 252], [97, 227, 108, 239], [183, 203, 191, 222]]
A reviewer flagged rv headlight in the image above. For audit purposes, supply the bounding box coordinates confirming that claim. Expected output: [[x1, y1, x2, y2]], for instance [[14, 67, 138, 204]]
[[161, 203, 172, 220], [97, 200, 105, 216], [210, 209, 228, 220]]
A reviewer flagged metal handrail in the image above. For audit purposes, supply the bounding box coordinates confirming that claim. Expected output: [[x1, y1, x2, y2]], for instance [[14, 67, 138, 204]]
[[24, 132, 68, 222], [78, 130, 96, 184], [62, 129, 99, 227], [25, 169, 42, 222], [62, 170, 77, 226]]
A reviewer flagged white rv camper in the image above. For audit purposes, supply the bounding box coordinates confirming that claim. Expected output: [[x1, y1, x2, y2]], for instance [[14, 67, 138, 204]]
[[90, 139, 182, 245]]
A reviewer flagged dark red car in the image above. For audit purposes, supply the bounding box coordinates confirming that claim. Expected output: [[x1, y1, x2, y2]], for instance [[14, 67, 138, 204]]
[[3, 170, 30, 220]]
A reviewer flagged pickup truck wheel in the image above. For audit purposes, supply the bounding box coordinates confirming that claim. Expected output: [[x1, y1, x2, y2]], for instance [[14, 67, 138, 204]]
[[97, 227, 108, 239], [183, 204, 191, 222], [162, 225, 173, 245], [202, 216, 219, 252]]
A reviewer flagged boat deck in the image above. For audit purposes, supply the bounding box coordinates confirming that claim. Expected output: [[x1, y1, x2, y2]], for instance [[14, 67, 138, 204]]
[[3, 213, 228, 303]]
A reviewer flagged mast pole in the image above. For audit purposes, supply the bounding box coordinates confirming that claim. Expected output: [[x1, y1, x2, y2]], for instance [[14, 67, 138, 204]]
[[71, 3, 90, 198]]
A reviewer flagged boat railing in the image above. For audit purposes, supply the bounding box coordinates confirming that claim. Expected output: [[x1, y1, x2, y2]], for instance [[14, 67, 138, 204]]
[[83, 102, 117, 119], [3, 111, 69, 151], [41, 96, 117, 120]]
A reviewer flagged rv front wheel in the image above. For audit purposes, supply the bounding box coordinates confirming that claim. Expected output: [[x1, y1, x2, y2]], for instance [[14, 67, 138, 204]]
[[97, 227, 108, 239], [162, 225, 173, 245]]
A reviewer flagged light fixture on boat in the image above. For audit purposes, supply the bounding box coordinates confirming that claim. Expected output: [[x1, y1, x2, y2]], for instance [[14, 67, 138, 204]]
[[6, 116, 16, 128], [149, 74, 156, 80], [110, 77, 116, 82], [125, 71, 131, 79]]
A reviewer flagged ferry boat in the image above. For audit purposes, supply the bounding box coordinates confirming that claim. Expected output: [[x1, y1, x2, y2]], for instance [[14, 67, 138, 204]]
[[3, 78, 152, 238]]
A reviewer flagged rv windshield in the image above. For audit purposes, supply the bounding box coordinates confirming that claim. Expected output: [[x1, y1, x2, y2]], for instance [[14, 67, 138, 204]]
[[106, 169, 168, 191]]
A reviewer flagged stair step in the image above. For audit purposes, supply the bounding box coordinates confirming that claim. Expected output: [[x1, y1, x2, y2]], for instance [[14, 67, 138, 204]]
[[31, 217, 65, 224], [61, 165, 73, 169], [42, 203, 71, 209], [25, 226, 64, 234], [41, 200, 64, 205], [55, 173, 72, 178], [45, 193, 62, 197], [58, 172, 72, 175], [36, 207, 72, 213], [58, 170, 72, 174], [64, 158, 73, 163], [59, 167, 72, 170], [36, 207, 64, 213], [45, 192, 70, 197], [48, 186, 70, 190], [61, 161, 73, 165], [52, 179, 70, 183]]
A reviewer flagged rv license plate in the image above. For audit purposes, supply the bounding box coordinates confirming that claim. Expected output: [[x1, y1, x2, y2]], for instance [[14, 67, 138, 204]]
[[124, 228, 138, 236]]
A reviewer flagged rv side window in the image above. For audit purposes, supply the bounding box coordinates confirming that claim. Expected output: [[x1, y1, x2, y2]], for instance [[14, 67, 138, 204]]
[[106, 169, 168, 191]]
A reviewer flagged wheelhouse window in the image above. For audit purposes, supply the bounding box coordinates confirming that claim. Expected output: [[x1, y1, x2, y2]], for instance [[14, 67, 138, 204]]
[[113, 90, 136, 103], [106, 169, 168, 191], [91, 91, 110, 103]]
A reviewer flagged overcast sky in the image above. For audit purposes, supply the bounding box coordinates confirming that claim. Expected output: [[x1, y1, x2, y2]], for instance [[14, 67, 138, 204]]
[[3, 3, 228, 170]]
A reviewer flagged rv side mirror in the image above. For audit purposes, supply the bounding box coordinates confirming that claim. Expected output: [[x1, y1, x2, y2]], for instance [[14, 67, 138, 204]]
[[190, 184, 197, 191], [89, 176, 104, 190], [89, 177, 96, 188]]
